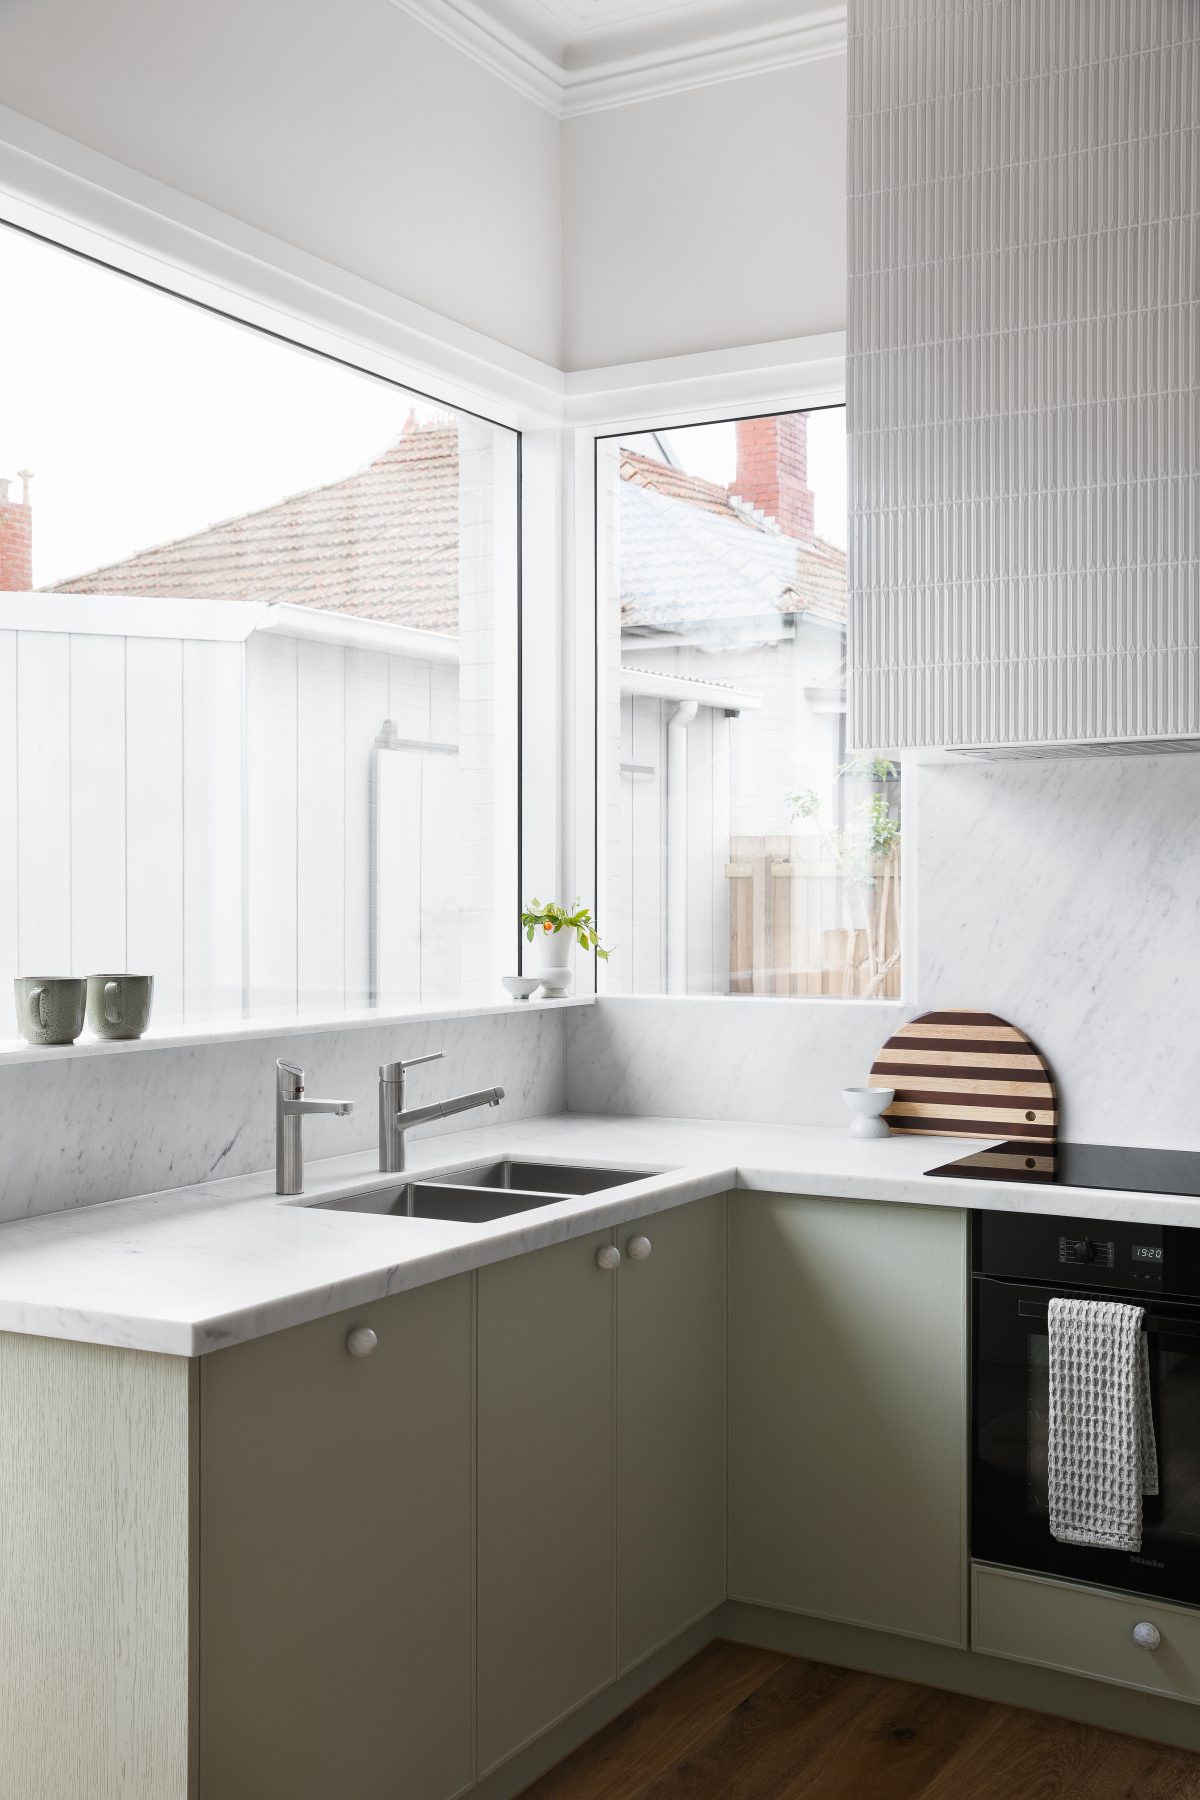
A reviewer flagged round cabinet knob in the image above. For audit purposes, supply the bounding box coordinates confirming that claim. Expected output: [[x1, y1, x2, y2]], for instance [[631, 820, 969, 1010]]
[[346, 1326, 378, 1358], [626, 1235, 653, 1262], [1132, 1621, 1162, 1651], [595, 1245, 622, 1272]]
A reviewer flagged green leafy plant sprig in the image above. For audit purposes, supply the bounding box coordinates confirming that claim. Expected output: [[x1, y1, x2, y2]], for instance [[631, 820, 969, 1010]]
[[785, 757, 901, 868], [521, 898, 611, 960]]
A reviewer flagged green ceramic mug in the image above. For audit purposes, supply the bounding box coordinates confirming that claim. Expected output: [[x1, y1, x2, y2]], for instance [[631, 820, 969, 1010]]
[[14, 976, 87, 1046], [87, 973, 155, 1041]]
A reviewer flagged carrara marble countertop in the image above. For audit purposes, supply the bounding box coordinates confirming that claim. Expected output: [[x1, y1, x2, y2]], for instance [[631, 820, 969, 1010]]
[[0, 1113, 1196, 1357]]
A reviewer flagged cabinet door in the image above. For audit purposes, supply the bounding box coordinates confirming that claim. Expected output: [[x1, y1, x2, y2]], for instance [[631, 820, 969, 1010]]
[[477, 1228, 616, 1773], [199, 1276, 474, 1800], [729, 1195, 967, 1646], [617, 1193, 727, 1672]]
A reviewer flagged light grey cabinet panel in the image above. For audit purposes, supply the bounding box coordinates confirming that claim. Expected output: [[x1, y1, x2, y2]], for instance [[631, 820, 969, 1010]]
[[0, 1335, 192, 1800], [199, 1278, 474, 1800], [729, 1194, 967, 1646], [617, 1194, 727, 1672], [477, 1228, 616, 1773]]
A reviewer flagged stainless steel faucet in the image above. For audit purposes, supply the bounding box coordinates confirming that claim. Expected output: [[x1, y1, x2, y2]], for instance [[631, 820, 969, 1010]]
[[378, 1052, 505, 1173], [276, 1059, 355, 1195]]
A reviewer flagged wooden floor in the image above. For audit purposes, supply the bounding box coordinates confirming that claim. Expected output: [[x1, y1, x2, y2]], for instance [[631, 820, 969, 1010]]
[[518, 1641, 1200, 1799]]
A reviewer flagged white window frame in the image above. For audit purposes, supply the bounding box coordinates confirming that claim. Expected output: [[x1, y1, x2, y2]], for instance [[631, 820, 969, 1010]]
[[565, 343, 913, 1006], [0, 111, 562, 1049], [0, 105, 905, 1045]]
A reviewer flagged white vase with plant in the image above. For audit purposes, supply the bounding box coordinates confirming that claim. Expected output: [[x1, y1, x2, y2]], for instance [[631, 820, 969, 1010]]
[[521, 899, 611, 998]]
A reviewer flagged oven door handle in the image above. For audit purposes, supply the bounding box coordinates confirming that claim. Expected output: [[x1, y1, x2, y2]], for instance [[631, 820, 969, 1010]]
[[1017, 1298, 1200, 1335]]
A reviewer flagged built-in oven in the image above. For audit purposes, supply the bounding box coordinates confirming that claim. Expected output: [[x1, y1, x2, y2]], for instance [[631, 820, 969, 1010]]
[[972, 1211, 1200, 1606]]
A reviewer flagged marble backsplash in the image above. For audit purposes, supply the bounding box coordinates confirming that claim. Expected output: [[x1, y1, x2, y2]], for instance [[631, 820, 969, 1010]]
[[915, 753, 1200, 1149], [565, 996, 897, 1131], [6, 753, 1198, 1224], [569, 754, 1200, 1152], [0, 1006, 566, 1222]]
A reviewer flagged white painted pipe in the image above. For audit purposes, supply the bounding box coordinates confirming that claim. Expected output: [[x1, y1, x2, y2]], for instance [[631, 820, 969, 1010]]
[[666, 700, 698, 992]]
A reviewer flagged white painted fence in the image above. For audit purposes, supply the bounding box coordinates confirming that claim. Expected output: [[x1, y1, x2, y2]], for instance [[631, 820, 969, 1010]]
[[0, 597, 495, 1029], [604, 691, 733, 995]]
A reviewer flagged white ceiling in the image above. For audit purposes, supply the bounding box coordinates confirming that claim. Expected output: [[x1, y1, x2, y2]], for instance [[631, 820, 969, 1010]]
[[485, 0, 824, 65], [391, 0, 846, 115]]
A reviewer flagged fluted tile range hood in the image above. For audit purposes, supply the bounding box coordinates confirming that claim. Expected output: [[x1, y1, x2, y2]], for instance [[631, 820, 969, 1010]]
[[845, 0, 1200, 758]]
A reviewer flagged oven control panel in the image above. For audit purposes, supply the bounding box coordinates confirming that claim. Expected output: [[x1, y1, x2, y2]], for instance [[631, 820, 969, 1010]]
[[1058, 1236, 1114, 1268], [1130, 1243, 1166, 1284], [974, 1212, 1198, 1295]]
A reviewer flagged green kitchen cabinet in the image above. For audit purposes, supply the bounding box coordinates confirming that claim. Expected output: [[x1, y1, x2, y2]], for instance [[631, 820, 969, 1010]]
[[198, 1275, 475, 1800], [729, 1193, 968, 1646], [476, 1194, 729, 1770], [616, 1191, 727, 1671], [476, 1226, 618, 1773]]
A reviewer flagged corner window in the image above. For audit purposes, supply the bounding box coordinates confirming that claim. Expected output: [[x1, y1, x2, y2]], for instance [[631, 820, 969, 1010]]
[[596, 408, 900, 998], [0, 222, 518, 1030]]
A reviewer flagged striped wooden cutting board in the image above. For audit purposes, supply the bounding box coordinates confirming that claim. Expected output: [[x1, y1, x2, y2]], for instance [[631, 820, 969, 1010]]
[[868, 1010, 1057, 1140]]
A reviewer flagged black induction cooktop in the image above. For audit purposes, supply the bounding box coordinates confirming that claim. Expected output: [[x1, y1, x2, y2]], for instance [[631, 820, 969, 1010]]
[[926, 1140, 1200, 1197]]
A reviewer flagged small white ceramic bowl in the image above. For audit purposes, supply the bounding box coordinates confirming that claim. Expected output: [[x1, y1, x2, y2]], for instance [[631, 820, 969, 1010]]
[[501, 976, 542, 1002], [842, 1085, 895, 1138]]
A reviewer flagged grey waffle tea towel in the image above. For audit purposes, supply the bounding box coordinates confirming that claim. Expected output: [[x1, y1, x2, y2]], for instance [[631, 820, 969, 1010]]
[[1047, 1296, 1158, 1553]]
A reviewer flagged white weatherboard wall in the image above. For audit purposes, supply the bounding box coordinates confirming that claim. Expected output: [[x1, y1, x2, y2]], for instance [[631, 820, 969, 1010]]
[[606, 692, 733, 996], [847, 0, 1200, 750], [0, 607, 493, 1023], [0, 422, 510, 1023], [245, 629, 486, 1015], [561, 55, 848, 370], [0, 1007, 566, 1223], [4, 617, 244, 1022], [0, 0, 562, 365]]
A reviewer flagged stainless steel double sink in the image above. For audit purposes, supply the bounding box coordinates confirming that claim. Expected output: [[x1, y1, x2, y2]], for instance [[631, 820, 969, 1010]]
[[312, 1158, 660, 1224]]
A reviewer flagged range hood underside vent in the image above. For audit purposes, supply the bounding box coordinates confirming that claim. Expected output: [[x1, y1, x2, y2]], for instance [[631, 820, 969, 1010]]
[[947, 738, 1200, 762]]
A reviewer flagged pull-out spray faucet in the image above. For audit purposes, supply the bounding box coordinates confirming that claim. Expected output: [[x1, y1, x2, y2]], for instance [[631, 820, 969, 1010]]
[[378, 1052, 504, 1173]]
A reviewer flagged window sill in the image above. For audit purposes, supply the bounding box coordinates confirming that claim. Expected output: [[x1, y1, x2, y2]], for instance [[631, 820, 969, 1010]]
[[593, 992, 906, 1009], [0, 995, 594, 1069]]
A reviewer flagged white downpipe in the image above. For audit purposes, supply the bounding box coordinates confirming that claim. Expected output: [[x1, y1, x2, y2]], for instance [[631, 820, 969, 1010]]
[[666, 701, 698, 993]]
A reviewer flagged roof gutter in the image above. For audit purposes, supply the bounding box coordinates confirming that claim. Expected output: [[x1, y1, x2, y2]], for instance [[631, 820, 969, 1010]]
[[256, 603, 461, 663], [620, 666, 762, 714]]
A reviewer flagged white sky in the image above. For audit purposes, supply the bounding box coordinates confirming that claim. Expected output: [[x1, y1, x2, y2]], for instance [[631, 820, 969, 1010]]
[[0, 223, 848, 584], [0, 225, 435, 586]]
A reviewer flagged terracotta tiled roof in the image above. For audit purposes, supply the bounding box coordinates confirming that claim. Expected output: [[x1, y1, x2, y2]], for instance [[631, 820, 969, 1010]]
[[620, 456, 740, 519], [49, 427, 846, 644], [618, 450, 846, 636], [51, 419, 461, 632]]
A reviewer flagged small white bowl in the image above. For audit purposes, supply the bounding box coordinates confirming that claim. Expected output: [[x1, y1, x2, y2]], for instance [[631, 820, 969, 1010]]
[[501, 976, 542, 1002], [842, 1085, 895, 1138]]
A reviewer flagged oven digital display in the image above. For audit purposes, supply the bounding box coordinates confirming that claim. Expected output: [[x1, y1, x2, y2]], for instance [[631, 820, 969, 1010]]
[[1132, 1245, 1164, 1264]]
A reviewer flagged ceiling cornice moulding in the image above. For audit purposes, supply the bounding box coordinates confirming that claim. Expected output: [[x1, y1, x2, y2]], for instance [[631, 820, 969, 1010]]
[[389, 0, 848, 116], [390, 0, 565, 111]]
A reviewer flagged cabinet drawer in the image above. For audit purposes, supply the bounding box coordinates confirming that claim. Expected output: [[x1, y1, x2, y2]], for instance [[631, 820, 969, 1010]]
[[973, 1565, 1200, 1704]]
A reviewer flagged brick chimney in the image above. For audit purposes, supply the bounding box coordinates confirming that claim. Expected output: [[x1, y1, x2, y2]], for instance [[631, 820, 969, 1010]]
[[0, 471, 33, 590], [731, 414, 815, 541]]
